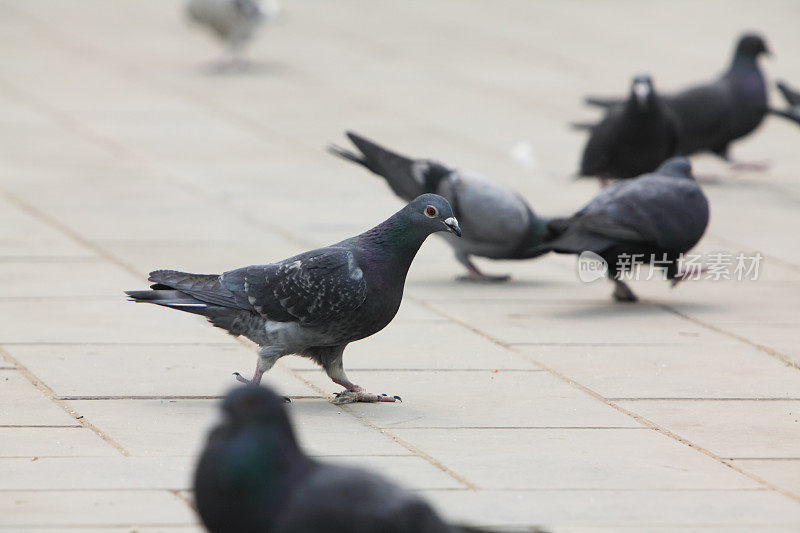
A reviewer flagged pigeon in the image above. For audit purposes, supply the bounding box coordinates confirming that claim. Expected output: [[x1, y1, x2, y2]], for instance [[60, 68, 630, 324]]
[[769, 80, 800, 126], [328, 132, 549, 282], [583, 33, 771, 165], [578, 74, 678, 183], [126, 194, 461, 404], [186, 0, 279, 67], [194, 385, 499, 533], [536, 157, 709, 302]]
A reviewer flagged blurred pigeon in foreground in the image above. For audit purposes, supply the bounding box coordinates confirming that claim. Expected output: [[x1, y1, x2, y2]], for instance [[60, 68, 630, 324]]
[[194, 386, 501, 533], [126, 194, 461, 403], [536, 158, 709, 302], [328, 132, 549, 282], [186, 0, 279, 68], [770, 80, 800, 126], [584, 33, 770, 167], [578, 75, 677, 183]]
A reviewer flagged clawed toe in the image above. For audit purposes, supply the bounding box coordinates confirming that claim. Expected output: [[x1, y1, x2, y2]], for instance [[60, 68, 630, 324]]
[[331, 390, 402, 405], [233, 372, 251, 385]]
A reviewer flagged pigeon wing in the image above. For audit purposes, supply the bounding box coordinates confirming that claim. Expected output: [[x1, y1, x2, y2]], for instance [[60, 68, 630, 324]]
[[224, 248, 368, 326]]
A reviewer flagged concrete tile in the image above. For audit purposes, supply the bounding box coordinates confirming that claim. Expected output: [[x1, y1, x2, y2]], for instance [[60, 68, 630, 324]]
[[0, 198, 92, 259], [0, 456, 193, 490], [729, 459, 800, 496], [0, 370, 75, 426], [0, 427, 116, 457], [324, 455, 464, 489], [301, 369, 640, 428], [0, 259, 142, 298], [428, 300, 709, 345], [423, 489, 800, 529], [67, 398, 409, 457], [519, 343, 800, 399], [0, 490, 196, 526], [0, 299, 230, 344], [616, 400, 800, 458], [392, 428, 759, 490], [8, 343, 314, 398]]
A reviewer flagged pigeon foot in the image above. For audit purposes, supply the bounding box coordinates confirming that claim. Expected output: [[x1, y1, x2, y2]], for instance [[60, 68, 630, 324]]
[[332, 388, 402, 405], [612, 280, 638, 302]]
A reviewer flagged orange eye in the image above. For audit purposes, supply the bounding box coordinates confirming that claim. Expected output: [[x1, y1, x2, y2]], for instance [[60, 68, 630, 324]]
[[425, 206, 438, 218]]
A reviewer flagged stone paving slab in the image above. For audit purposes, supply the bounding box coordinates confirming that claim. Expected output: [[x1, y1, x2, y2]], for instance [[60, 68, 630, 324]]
[[520, 343, 800, 399], [0, 490, 196, 527], [6, 343, 313, 398], [728, 459, 800, 495], [393, 428, 760, 490], [423, 488, 800, 530], [301, 369, 641, 428], [0, 370, 77, 426], [0, 427, 116, 458], [616, 400, 800, 459]]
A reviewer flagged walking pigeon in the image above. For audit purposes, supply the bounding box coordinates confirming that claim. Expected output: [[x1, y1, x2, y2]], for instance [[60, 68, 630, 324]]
[[536, 158, 709, 302], [578, 74, 678, 182], [186, 0, 279, 68], [582, 33, 771, 165], [126, 194, 461, 403], [194, 385, 498, 533], [770, 80, 800, 126], [328, 132, 549, 282]]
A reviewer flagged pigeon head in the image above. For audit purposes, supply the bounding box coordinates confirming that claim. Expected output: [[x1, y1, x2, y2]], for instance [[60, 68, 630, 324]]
[[221, 385, 296, 443], [628, 74, 656, 111], [656, 157, 693, 180], [405, 193, 462, 237], [733, 33, 770, 62]]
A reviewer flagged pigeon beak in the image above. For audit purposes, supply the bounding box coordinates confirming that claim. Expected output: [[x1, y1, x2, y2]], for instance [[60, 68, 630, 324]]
[[443, 217, 462, 237]]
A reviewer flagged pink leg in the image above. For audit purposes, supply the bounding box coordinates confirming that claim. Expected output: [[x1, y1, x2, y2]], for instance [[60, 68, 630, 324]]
[[325, 361, 401, 404]]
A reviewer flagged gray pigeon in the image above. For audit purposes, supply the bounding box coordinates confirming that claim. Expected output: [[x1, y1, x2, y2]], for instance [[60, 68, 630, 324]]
[[328, 132, 549, 282], [536, 158, 709, 302], [194, 385, 500, 533], [579, 74, 677, 182], [770, 80, 800, 126], [583, 33, 770, 165], [126, 194, 461, 403], [186, 0, 279, 65]]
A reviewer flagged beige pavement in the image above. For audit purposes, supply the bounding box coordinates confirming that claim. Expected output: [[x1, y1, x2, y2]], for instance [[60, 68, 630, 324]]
[[1, 1, 800, 531]]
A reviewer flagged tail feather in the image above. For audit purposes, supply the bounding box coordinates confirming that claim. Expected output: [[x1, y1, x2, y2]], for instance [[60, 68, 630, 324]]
[[585, 96, 622, 108], [125, 289, 208, 312], [326, 143, 374, 172]]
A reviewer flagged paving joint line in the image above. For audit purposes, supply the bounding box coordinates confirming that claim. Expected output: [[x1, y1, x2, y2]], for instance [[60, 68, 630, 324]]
[[0, 347, 130, 457]]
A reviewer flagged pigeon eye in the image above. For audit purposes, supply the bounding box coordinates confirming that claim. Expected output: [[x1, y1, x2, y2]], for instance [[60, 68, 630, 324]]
[[425, 206, 438, 218]]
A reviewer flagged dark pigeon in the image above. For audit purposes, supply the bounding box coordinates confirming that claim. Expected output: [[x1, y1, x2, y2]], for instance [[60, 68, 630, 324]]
[[769, 80, 800, 126], [582, 33, 771, 164], [578, 74, 678, 182], [536, 157, 709, 302], [194, 385, 502, 533], [328, 132, 549, 282], [126, 194, 461, 404]]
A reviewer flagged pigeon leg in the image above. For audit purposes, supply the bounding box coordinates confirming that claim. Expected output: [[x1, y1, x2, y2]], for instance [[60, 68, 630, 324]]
[[233, 347, 283, 385], [612, 279, 638, 302], [455, 255, 511, 283], [323, 358, 401, 405]]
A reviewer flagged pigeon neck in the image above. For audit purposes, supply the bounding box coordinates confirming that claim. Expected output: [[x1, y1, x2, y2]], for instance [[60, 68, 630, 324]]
[[730, 51, 759, 72], [361, 212, 430, 268]]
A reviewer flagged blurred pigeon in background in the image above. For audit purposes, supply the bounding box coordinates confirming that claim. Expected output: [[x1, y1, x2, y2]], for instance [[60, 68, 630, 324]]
[[329, 132, 549, 282], [195, 386, 499, 533], [186, 0, 279, 69], [770, 80, 800, 126], [578, 74, 677, 184], [536, 158, 709, 302], [584, 33, 771, 168], [126, 195, 461, 404]]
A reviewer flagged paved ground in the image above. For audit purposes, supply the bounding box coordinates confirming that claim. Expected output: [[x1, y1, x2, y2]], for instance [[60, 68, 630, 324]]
[[1, 1, 800, 531]]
